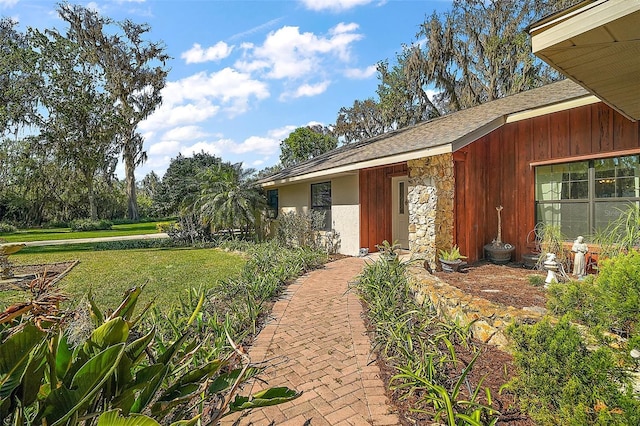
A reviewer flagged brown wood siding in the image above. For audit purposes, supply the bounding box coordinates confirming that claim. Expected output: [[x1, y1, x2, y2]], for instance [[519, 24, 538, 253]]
[[359, 163, 408, 252], [456, 103, 640, 263]]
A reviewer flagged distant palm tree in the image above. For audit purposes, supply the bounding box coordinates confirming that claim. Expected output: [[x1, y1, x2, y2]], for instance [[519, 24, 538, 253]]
[[195, 162, 265, 237]]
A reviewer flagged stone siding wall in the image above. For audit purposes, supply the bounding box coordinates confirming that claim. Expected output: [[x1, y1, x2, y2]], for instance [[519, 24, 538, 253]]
[[407, 154, 455, 271], [407, 265, 545, 349]]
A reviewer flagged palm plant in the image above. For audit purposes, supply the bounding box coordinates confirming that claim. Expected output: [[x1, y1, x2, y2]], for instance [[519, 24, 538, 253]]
[[195, 163, 266, 238]]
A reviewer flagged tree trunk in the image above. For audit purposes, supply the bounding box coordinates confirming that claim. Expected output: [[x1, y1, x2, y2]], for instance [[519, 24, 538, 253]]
[[125, 152, 138, 221], [87, 175, 97, 220]]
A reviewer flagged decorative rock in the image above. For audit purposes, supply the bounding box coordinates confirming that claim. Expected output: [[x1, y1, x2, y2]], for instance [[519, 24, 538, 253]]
[[408, 265, 544, 351]]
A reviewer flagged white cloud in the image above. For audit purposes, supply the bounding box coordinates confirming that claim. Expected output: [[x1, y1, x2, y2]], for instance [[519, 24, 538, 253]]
[[148, 140, 181, 156], [140, 101, 220, 132], [181, 42, 234, 64], [162, 125, 210, 141], [299, 0, 375, 12], [139, 68, 269, 131], [281, 81, 331, 100], [344, 64, 377, 79], [235, 23, 363, 80], [0, 0, 19, 8]]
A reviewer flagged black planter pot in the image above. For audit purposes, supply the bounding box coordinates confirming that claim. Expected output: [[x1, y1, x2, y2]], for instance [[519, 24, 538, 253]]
[[439, 258, 463, 272], [484, 244, 515, 265], [522, 253, 540, 269]]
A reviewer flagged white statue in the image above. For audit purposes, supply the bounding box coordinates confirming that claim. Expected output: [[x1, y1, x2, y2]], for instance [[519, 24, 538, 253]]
[[571, 236, 588, 278]]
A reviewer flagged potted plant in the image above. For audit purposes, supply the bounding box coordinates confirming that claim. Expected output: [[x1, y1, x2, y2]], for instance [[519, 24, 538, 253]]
[[439, 245, 467, 272], [484, 206, 515, 264], [376, 240, 401, 261]]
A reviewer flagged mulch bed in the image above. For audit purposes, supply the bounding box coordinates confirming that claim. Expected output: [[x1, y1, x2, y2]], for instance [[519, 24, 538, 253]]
[[434, 261, 548, 309]]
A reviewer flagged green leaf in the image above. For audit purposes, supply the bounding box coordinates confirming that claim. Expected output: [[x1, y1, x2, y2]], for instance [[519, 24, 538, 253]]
[[0, 323, 46, 399], [18, 342, 47, 408], [54, 333, 73, 380], [97, 409, 161, 426], [166, 359, 224, 394], [108, 285, 144, 322], [130, 364, 168, 414], [151, 383, 199, 417], [38, 343, 125, 425], [228, 387, 301, 412], [124, 326, 155, 365], [87, 290, 104, 326], [84, 317, 129, 353], [207, 367, 261, 394], [169, 416, 201, 426], [157, 332, 188, 366]]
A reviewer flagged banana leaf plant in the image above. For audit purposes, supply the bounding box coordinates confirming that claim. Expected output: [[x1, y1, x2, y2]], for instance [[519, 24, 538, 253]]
[[0, 278, 300, 425]]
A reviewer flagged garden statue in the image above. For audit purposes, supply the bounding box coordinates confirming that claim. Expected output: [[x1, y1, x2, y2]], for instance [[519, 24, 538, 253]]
[[571, 236, 589, 278], [543, 252, 559, 286]]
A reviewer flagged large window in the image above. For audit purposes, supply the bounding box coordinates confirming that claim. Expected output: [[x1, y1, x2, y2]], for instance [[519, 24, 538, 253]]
[[311, 181, 331, 231], [535, 154, 640, 238]]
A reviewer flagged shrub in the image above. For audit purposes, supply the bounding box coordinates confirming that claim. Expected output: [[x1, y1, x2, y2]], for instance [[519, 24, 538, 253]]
[[547, 251, 640, 337], [596, 251, 640, 337], [155, 221, 174, 232], [0, 222, 17, 234], [166, 215, 216, 244], [547, 276, 604, 327], [44, 219, 70, 228], [506, 317, 640, 425], [69, 218, 113, 231], [276, 210, 327, 251]]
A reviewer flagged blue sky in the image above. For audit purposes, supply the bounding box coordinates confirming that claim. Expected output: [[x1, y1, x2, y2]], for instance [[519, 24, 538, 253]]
[[3, 0, 452, 179]]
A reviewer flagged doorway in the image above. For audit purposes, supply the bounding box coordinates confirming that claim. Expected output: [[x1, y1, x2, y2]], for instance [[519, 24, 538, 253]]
[[392, 176, 409, 249]]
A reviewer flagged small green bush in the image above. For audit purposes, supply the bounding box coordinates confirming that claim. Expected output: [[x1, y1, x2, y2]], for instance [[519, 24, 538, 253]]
[[276, 210, 326, 251], [155, 221, 174, 232], [44, 219, 69, 228], [597, 251, 640, 337], [69, 218, 113, 231], [527, 274, 545, 287], [0, 222, 17, 234], [506, 317, 640, 425], [547, 251, 640, 337]]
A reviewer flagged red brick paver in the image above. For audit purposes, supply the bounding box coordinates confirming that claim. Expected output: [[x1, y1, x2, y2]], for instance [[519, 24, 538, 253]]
[[220, 257, 400, 425]]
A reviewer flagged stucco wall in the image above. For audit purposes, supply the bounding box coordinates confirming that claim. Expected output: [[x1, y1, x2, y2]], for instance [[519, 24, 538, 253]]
[[279, 183, 310, 215], [330, 174, 360, 256], [408, 154, 455, 270], [274, 175, 360, 256]]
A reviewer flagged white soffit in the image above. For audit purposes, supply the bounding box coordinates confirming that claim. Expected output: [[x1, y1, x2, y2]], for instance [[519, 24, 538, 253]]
[[530, 0, 640, 121]]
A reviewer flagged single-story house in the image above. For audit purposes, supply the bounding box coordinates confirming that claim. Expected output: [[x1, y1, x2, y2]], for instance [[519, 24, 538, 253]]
[[261, 0, 639, 269]]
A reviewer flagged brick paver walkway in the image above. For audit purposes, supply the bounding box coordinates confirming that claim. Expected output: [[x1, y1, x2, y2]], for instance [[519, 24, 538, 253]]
[[221, 257, 400, 425]]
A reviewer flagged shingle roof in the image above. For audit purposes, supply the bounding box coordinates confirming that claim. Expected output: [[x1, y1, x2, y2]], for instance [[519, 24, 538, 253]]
[[261, 79, 591, 185]]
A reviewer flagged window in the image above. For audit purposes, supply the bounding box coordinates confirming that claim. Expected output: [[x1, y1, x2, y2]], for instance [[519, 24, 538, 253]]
[[266, 189, 278, 218], [535, 154, 640, 238], [311, 182, 331, 230]]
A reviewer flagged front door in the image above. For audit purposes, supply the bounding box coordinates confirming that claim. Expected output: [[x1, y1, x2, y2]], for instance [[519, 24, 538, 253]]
[[392, 176, 409, 249]]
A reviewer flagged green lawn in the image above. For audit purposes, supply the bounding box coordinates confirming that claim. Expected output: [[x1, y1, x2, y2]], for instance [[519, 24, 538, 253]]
[[3, 246, 244, 313], [0, 221, 168, 243]]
